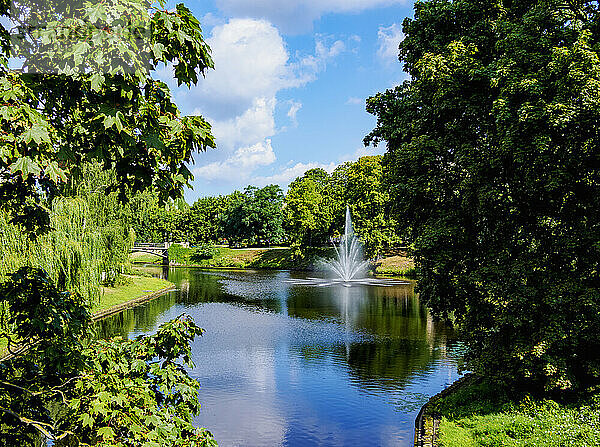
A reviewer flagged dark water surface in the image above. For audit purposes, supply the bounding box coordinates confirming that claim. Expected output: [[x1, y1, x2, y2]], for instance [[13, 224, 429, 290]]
[[99, 268, 463, 447]]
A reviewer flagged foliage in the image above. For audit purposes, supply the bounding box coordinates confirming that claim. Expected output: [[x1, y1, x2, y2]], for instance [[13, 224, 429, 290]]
[[190, 244, 219, 261], [63, 315, 216, 447], [0, 267, 91, 446], [0, 0, 215, 236], [129, 191, 192, 243], [187, 196, 230, 245], [284, 159, 397, 258], [345, 156, 399, 257], [222, 185, 285, 247], [284, 168, 335, 257], [366, 0, 600, 393], [1, 198, 104, 307], [167, 243, 191, 264], [0, 0, 218, 443], [0, 268, 215, 445]]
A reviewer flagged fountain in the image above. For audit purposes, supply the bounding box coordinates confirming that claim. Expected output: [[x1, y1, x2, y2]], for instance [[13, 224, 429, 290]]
[[327, 206, 370, 281], [286, 206, 408, 287]]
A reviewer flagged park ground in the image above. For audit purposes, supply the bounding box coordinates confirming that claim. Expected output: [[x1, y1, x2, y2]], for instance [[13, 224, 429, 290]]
[[130, 245, 417, 277], [96, 274, 174, 312], [431, 378, 600, 446]]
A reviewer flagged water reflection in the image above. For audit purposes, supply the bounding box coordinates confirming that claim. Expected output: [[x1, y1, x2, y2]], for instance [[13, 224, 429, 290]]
[[98, 268, 462, 447]]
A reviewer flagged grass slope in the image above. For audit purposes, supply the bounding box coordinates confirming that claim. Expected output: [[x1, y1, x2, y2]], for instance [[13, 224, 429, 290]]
[[132, 245, 416, 277], [434, 379, 600, 446], [97, 275, 173, 312]]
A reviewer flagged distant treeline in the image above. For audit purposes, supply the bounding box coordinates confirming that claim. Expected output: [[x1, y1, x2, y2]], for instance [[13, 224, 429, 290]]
[[131, 155, 399, 257]]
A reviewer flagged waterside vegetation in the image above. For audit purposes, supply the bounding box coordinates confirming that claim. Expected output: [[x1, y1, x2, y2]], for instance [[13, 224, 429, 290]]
[[433, 379, 600, 447]]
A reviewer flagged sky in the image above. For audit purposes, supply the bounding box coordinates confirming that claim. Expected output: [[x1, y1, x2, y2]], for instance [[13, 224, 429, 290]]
[[159, 0, 414, 202]]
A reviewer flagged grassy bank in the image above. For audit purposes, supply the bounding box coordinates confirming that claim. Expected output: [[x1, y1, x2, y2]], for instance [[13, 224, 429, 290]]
[[433, 379, 600, 446], [373, 255, 416, 277], [97, 275, 173, 312], [131, 245, 416, 277]]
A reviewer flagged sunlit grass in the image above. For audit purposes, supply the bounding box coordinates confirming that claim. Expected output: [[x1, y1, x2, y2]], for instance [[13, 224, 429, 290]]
[[97, 275, 173, 312], [436, 380, 600, 446]]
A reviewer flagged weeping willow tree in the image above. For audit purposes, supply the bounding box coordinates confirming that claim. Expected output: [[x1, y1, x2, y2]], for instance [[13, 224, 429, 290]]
[[1, 163, 136, 307]]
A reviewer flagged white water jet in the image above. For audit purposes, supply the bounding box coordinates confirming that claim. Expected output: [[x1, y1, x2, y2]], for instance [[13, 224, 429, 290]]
[[285, 206, 409, 287], [327, 206, 370, 281]]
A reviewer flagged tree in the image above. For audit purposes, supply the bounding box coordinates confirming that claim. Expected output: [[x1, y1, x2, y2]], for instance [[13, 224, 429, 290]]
[[188, 196, 229, 244], [0, 0, 219, 442], [222, 185, 284, 247], [366, 0, 600, 393], [0, 268, 216, 446], [1, 0, 215, 236], [345, 156, 397, 257], [284, 168, 335, 256]]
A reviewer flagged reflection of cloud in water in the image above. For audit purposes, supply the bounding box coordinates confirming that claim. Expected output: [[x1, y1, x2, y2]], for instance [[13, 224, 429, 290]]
[[194, 348, 287, 447], [106, 269, 463, 446]]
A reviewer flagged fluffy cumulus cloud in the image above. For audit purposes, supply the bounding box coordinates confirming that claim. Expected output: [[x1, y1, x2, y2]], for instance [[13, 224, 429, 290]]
[[377, 23, 404, 64], [160, 18, 351, 186], [194, 140, 276, 181], [215, 0, 406, 34]]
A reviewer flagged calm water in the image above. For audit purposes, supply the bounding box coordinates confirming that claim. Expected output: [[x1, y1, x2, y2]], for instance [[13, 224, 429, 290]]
[[98, 268, 463, 447]]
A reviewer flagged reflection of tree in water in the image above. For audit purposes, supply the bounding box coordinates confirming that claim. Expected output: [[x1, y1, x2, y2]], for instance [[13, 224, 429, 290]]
[[288, 281, 459, 402], [96, 292, 177, 339], [175, 269, 283, 313], [98, 269, 286, 339]]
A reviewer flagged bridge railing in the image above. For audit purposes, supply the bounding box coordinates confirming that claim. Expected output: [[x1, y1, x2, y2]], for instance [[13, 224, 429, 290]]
[[132, 242, 170, 249], [132, 242, 190, 249]]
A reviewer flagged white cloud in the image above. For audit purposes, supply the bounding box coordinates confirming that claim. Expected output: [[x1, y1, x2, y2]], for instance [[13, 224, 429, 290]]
[[157, 18, 352, 186], [377, 23, 404, 64], [286, 100, 302, 126], [195, 140, 276, 181], [215, 0, 406, 34], [298, 36, 346, 75], [253, 162, 337, 187], [345, 97, 363, 105], [203, 97, 276, 153]]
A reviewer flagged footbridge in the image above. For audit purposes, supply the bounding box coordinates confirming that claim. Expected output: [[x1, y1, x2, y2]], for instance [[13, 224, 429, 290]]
[[131, 242, 171, 264]]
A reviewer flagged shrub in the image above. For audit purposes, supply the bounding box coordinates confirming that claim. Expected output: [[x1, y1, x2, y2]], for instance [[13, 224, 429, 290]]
[[190, 244, 218, 261]]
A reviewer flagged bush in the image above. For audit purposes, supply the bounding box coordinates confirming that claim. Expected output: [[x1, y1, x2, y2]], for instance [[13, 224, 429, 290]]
[[190, 244, 218, 261], [167, 243, 192, 264]]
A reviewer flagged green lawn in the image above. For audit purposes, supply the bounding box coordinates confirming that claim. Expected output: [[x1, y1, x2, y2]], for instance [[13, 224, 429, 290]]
[[96, 275, 173, 312], [373, 255, 416, 277], [130, 245, 416, 274], [434, 379, 600, 446]]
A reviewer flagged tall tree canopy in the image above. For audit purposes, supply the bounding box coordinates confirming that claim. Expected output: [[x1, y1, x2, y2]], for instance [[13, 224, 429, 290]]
[[366, 0, 600, 393], [223, 185, 284, 247], [0, 0, 218, 443], [284, 168, 334, 256], [1, 0, 215, 235]]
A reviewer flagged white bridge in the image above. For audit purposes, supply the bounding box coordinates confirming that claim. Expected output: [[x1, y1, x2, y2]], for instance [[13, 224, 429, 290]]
[[131, 242, 172, 264]]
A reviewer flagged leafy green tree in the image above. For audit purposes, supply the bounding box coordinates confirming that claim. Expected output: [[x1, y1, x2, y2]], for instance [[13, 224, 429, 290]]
[[222, 185, 284, 247], [1, 0, 215, 236], [284, 168, 335, 256], [0, 0, 219, 442], [366, 0, 600, 393], [0, 268, 216, 446], [345, 156, 398, 257], [188, 195, 230, 244]]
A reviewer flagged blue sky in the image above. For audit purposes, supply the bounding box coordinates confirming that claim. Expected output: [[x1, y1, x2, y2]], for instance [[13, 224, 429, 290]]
[[160, 0, 414, 202]]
